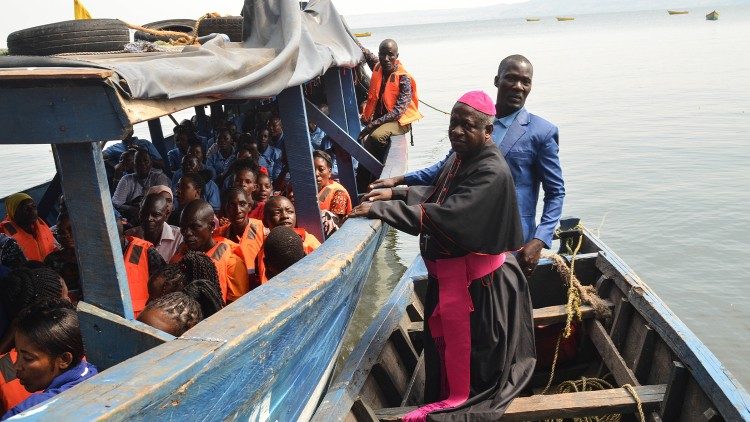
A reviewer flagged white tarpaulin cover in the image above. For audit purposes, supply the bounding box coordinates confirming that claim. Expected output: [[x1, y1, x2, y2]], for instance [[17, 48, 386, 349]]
[[1, 0, 362, 100]]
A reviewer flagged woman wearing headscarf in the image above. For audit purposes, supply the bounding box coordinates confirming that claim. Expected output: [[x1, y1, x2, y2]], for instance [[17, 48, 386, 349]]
[[0, 193, 56, 262]]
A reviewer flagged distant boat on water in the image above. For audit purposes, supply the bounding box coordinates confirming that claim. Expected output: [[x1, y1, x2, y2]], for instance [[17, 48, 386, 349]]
[[354, 32, 371, 37], [526, 17, 540, 22], [668, 10, 689, 15], [556, 16, 575, 21], [706, 10, 719, 20]]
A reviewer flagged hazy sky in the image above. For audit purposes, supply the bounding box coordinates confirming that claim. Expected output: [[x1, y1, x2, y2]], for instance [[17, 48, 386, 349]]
[[0, 0, 524, 46]]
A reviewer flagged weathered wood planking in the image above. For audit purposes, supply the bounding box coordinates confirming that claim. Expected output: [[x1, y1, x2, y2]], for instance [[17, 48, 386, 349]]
[[375, 385, 667, 422], [77, 301, 174, 370], [278, 85, 325, 242], [588, 319, 639, 386], [312, 257, 427, 421], [593, 238, 750, 420], [55, 142, 133, 319], [0, 82, 129, 144]]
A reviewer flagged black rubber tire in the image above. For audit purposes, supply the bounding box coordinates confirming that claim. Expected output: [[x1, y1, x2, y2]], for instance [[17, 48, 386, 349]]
[[197, 16, 243, 42], [7, 19, 129, 56], [134, 19, 196, 43]]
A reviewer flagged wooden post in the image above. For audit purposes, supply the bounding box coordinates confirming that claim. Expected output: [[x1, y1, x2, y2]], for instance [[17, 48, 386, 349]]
[[341, 68, 362, 140], [78, 301, 173, 370], [147, 118, 169, 167], [324, 67, 359, 202], [54, 142, 134, 319], [277, 85, 325, 241]]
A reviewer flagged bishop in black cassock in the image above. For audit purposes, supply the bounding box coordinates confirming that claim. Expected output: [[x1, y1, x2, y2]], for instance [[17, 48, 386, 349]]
[[351, 91, 536, 421]]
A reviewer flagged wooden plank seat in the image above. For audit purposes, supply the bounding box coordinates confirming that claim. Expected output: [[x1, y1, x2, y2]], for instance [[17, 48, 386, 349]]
[[406, 302, 612, 334], [375, 384, 666, 421]]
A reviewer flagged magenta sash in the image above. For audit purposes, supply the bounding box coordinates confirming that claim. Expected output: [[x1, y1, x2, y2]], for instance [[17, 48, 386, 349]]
[[403, 252, 506, 422]]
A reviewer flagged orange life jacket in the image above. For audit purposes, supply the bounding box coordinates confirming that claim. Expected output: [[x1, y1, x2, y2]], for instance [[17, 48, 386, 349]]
[[317, 181, 352, 215], [124, 236, 153, 318], [248, 202, 265, 221], [170, 237, 243, 302], [294, 228, 321, 254], [0, 349, 31, 413], [363, 61, 423, 127], [0, 218, 56, 262], [215, 219, 266, 290]]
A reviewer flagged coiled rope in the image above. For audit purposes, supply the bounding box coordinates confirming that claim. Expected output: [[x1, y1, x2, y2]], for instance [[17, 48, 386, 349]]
[[124, 12, 221, 46], [539, 224, 643, 422]]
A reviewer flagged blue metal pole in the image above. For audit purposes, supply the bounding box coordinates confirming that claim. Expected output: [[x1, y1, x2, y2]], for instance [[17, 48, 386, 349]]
[[54, 143, 134, 319], [324, 68, 358, 203], [277, 86, 325, 242]]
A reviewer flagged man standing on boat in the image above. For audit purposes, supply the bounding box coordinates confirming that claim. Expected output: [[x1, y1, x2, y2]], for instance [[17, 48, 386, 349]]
[[351, 91, 535, 420], [356, 39, 423, 192], [370, 55, 565, 277]]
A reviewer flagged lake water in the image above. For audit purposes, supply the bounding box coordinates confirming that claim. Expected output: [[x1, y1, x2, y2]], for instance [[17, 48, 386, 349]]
[[1, 5, 748, 391], [342, 6, 750, 388]]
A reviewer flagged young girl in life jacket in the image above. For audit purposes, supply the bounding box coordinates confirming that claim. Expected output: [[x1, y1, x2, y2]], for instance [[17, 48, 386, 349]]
[[2, 299, 97, 420]]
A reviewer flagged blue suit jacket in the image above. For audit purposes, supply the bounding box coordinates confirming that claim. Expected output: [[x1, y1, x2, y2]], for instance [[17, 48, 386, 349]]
[[404, 108, 565, 247]]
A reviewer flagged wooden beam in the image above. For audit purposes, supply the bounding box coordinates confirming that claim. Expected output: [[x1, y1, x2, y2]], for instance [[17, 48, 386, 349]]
[[376, 385, 666, 421], [0, 82, 129, 144], [587, 319, 639, 387], [633, 325, 658, 383], [322, 68, 358, 201], [305, 98, 384, 175], [147, 118, 169, 171], [661, 361, 688, 422], [405, 302, 612, 335], [341, 67, 362, 140], [278, 86, 324, 242], [0, 67, 114, 80], [77, 301, 174, 371], [610, 297, 634, 349], [55, 142, 134, 318]]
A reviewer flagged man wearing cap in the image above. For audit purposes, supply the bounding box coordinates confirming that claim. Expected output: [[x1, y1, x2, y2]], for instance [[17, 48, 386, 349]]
[[351, 91, 535, 420], [370, 55, 565, 278], [1, 193, 57, 262]]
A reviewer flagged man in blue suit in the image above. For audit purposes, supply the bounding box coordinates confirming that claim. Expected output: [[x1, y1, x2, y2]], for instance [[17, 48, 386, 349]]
[[368, 55, 565, 276]]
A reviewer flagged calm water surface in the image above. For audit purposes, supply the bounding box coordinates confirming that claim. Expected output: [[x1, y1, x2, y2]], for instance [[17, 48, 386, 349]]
[[1, 6, 748, 390], [342, 7, 750, 387]]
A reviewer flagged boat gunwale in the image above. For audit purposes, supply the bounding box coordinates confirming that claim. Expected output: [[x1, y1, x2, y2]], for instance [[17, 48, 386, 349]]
[[313, 226, 750, 421]]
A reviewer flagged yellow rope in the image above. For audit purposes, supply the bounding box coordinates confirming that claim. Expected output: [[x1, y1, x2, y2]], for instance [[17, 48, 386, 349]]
[[539, 224, 645, 422], [543, 378, 646, 422], [622, 384, 646, 422]]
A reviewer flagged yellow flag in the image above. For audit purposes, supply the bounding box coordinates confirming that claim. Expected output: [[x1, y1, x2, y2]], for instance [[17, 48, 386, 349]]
[[74, 0, 92, 19]]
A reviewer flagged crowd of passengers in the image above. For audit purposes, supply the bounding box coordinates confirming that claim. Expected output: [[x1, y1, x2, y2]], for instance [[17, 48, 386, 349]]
[[0, 101, 357, 418]]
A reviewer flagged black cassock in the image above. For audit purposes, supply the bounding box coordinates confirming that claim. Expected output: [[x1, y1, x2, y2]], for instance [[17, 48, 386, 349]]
[[368, 143, 536, 421]]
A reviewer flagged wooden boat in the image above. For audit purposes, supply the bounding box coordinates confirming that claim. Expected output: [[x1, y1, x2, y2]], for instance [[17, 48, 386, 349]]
[[525, 18, 540, 22], [706, 11, 720, 20], [0, 6, 401, 418], [556, 16, 575, 21], [355, 31, 372, 37], [668, 10, 689, 15], [314, 219, 750, 421]]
